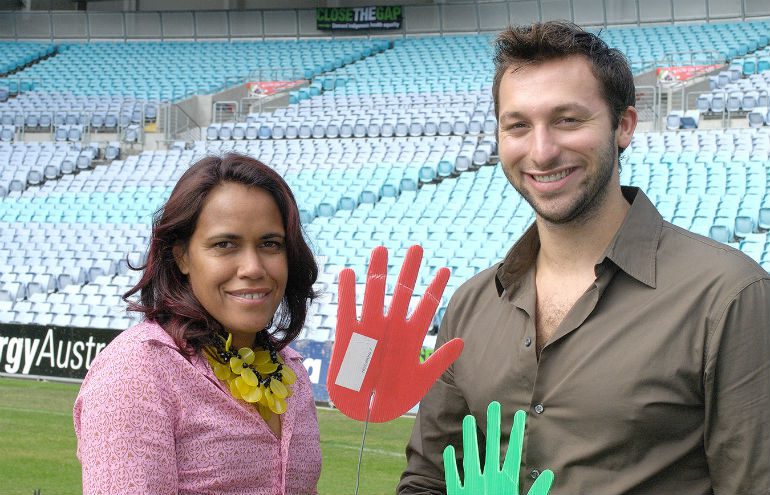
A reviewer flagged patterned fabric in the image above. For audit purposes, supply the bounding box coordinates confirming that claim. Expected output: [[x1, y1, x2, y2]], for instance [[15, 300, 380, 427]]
[[73, 320, 321, 495]]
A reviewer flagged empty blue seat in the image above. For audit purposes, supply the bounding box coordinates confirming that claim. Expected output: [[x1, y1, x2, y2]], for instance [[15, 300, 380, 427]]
[[380, 184, 398, 198], [759, 208, 770, 230], [419, 166, 436, 184], [437, 160, 454, 178], [734, 215, 755, 239]]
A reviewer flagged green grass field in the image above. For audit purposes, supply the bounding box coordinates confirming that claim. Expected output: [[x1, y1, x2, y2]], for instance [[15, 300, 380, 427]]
[[0, 377, 414, 495]]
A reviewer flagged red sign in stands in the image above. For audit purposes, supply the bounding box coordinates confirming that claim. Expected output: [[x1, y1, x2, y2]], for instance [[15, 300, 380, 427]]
[[656, 64, 721, 82], [247, 80, 305, 97]]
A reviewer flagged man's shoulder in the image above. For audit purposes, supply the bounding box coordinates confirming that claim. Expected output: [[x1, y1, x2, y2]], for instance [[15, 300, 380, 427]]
[[659, 221, 768, 285]]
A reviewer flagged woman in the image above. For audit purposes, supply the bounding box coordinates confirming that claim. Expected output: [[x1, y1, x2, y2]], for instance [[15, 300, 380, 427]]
[[73, 153, 321, 494]]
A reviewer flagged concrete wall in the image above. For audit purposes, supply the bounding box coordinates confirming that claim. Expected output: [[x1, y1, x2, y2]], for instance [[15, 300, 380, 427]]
[[2, 0, 767, 41]]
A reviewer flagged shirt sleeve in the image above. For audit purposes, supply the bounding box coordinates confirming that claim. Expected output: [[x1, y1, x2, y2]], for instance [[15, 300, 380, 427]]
[[704, 276, 770, 495], [73, 340, 178, 495], [398, 300, 470, 495]]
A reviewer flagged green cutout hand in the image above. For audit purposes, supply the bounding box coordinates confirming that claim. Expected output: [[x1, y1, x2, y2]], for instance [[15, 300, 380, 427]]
[[443, 401, 554, 495]]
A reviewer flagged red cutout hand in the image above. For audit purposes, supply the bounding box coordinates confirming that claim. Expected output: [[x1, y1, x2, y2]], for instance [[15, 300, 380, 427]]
[[327, 245, 464, 423]]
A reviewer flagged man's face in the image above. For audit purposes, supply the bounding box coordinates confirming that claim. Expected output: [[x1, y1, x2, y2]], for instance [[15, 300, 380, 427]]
[[496, 55, 633, 225]]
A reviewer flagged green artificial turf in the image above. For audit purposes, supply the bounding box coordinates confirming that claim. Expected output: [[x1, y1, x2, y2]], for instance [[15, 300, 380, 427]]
[[0, 377, 415, 495]]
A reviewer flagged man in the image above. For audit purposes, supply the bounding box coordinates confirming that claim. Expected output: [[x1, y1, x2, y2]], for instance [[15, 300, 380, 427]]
[[398, 21, 769, 495]]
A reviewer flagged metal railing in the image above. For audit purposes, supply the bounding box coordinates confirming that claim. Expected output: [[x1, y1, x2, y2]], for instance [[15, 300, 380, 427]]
[[635, 85, 661, 130], [160, 101, 201, 144], [212, 100, 239, 124], [654, 50, 726, 69]]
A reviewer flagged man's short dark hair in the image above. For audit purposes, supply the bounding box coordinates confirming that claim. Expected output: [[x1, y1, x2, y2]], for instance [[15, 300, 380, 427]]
[[492, 21, 636, 130]]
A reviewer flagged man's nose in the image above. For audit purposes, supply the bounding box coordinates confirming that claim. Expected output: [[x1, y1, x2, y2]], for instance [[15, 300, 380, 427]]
[[528, 126, 560, 166]]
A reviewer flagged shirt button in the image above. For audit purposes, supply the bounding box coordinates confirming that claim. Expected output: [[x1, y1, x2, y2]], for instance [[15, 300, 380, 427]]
[[524, 337, 532, 347], [534, 403, 544, 414], [530, 469, 540, 479]]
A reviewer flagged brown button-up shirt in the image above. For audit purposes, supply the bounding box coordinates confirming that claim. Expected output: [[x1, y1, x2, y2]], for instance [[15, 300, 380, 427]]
[[399, 187, 770, 495]]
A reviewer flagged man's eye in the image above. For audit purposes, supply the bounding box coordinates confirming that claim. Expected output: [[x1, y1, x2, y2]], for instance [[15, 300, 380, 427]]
[[214, 241, 234, 249], [504, 122, 527, 131]]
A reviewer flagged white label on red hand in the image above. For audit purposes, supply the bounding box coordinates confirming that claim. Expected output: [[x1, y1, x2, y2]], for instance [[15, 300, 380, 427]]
[[334, 332, 378, 392]]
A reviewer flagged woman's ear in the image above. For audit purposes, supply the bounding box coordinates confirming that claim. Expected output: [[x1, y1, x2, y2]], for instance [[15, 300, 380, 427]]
[[173, 244, 190, 275]]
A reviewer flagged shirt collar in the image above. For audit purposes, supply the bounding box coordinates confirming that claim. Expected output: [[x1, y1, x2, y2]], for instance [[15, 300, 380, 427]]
[[495, 186, 661, 296], [602, 187, 661, 289]]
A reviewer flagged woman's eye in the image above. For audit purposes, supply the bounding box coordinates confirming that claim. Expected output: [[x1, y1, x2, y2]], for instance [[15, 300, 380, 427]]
[[263, 241, 283, 250]]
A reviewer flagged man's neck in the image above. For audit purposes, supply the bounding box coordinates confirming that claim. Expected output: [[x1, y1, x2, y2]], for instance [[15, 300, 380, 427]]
[[536, 188, 631, 275]]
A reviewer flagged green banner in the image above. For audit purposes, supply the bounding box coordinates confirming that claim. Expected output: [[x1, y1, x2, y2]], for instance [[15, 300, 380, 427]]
[[317, 6, 402, 31]]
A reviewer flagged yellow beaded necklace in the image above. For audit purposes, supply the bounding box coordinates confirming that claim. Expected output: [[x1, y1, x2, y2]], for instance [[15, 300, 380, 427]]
[[204, 332, 296, 421]]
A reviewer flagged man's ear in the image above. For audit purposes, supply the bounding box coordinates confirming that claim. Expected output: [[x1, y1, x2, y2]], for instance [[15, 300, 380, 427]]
[[615, 105, 637, 150], [173, 244, 189, 275]]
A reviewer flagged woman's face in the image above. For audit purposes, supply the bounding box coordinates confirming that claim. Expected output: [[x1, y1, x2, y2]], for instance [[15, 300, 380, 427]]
[[174, 182, 288, 349]]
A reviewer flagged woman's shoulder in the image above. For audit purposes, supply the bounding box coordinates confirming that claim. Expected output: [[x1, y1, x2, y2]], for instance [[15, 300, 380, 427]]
[[280, 344, 304, 362], [85, 320, 185, 379], [102, 319, 177, 352], [73, 322, 185, 460], [76, 321, 194, 418]]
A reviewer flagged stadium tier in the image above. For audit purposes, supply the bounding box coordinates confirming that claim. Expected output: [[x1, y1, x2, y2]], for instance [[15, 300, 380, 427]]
[[1, 18, 770, 335], [598, 20, 770, 72], [0, 92, 157, 132], [1, 40, 388, 101], [0, 42, 56, 100], [2, 127, 770, 333], [232, 94, 495, 140]]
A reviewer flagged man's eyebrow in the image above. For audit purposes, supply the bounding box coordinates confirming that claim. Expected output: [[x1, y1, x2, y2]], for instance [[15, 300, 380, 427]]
[[499, 103, 594, 123], [498, 111, 526, 123], [551, 103, 593, 114]]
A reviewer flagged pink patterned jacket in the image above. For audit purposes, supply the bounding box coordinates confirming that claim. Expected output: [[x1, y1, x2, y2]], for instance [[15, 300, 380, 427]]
[[73, 320, 321, 495]]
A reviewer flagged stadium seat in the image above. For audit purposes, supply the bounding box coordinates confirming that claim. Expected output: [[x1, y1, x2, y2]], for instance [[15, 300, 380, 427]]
[[298, 124, 312, 139], [232, 123, 246, 140], [124, 124, 141, 143], [680, 110, 700, 129], [0, 125, 14, 142], [206, 124, 220, 140], [272, 124, 286, 139], [419, 166, 436, 184], [312, 124, 326, 139], [695, 94, 712, 112], [367, 123, 381, 138], [219, 123, 234, 140], [353, 122, 367, 138], [734, 215, 755, 239], [711, 93, 726, 112], [380, 123, 394, 137], [437, 160, 454, 178], [666, 112, 682, 130], [104, 141, 120, 160], [258, 125, 272, 139]]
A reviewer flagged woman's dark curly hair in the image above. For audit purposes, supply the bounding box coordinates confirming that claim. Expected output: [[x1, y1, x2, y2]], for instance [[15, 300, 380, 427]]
[[124, 153, 318, 353]]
